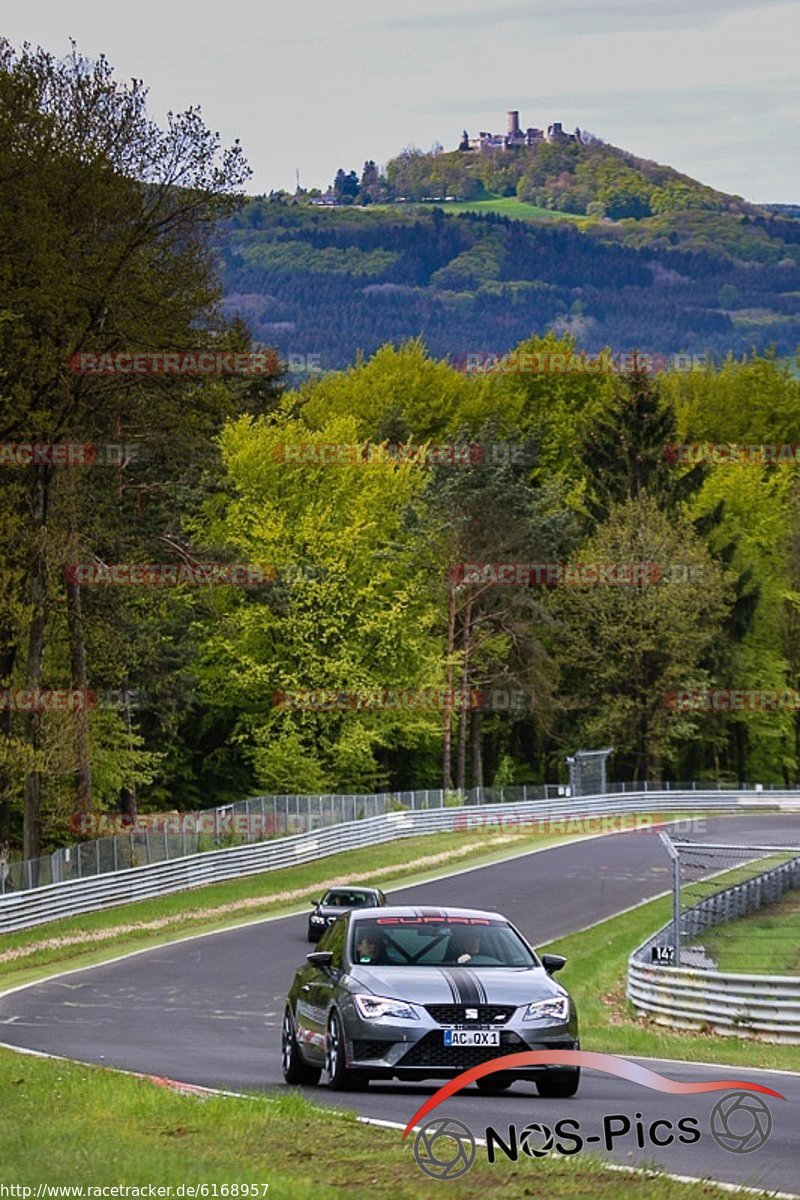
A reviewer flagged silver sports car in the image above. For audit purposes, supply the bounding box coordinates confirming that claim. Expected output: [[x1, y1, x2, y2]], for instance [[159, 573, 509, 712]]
[[282, 905, 580, 1095]]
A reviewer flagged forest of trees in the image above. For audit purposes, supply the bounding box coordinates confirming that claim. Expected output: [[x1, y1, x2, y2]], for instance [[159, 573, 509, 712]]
[[379, 138, 743, 218], [2, 42, 800, 863], [220, 200, 800, 370]]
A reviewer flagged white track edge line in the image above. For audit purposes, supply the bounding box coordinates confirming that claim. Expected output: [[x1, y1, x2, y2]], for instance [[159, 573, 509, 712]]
[[1, 1043, 793, 1200]]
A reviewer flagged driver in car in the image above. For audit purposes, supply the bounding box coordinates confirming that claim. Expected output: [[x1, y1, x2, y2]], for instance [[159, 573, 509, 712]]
[[355, 932, 383, 964], [450, 929, 482, 964]]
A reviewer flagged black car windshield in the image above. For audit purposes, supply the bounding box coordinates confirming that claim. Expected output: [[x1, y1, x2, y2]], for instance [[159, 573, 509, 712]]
[[350, 917, 538, 967], [323, 890, 372, 907]]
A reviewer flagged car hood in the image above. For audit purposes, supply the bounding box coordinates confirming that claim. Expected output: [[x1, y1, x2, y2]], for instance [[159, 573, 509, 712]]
[[347, 964, 566, 1006]]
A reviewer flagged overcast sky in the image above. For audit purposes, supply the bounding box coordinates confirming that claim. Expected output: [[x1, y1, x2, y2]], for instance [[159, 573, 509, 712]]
[[4, 0, 799, 202]]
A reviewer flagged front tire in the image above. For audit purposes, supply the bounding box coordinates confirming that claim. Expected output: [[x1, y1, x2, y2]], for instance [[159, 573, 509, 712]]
[[326, 1011, 369, 1090], [536, 1068, 580, 1098], [282, 1007, 321, 1086]]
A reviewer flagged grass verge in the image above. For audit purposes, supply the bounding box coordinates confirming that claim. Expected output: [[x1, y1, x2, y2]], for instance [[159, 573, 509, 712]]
[[700, 890, 800, 975], [0, 810, 709, 991], [543, 894, 800, 1073], [0, 829, 588, 991], [0, 1047, 770, 1196]]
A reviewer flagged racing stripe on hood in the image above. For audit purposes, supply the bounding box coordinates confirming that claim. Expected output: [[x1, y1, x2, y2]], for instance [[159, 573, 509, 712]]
[[440, 967, 483, 1007], [463, 968, 487, 1004], [441, 964, 460, 1003], [454, 968, 483, 1007]]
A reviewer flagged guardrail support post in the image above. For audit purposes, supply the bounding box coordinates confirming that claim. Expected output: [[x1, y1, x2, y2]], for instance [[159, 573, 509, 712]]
[[659, 832, 681, 967]]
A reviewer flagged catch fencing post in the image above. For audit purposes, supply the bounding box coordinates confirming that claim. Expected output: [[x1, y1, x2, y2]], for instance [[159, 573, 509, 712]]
[[659, 832, 681, 967]]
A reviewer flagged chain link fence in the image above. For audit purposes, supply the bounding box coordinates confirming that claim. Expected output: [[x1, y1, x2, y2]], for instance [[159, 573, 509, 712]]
[[1, 778, 797, 896], [567, 748, 613, 796], [647, 833, 800, 972]]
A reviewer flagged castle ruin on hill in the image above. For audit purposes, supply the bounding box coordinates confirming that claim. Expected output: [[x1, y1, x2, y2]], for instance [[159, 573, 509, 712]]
[[459, 111, 581, 152]]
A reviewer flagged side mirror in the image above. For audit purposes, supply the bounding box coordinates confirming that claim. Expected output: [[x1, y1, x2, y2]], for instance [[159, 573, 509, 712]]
[[541, 953, 566, 975], [307, 950, 333, 969], [310, 899, 320, 907]]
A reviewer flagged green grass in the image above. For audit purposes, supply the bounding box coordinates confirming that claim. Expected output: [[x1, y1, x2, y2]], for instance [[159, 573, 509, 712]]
[[433, 196, 586, 223], [0, 809, 710, 992], [2, 808, 786, 1071], [370, 196, 586, 223], [0, 828, 589, 991], [0, 1047, 767, 1195], [0, 810, 793, 1192], [699, 889, 800, 975], [543, 892, 800, 1072]]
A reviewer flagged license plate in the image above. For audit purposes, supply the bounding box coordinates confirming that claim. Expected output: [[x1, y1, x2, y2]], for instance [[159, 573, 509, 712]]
[[444, 1029, 500, 1047]]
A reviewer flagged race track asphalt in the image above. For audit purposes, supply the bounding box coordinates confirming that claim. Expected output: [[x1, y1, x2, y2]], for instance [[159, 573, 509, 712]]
[[2, 815, 799, 1192]]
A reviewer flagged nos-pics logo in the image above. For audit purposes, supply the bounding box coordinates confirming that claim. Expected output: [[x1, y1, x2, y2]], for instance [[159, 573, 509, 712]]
[[405, 1051, 781, 1180]]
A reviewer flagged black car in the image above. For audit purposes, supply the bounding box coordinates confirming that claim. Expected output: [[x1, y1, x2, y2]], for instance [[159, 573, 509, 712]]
[[284, 905, 580, 1094], [307, 885, 387, 941]]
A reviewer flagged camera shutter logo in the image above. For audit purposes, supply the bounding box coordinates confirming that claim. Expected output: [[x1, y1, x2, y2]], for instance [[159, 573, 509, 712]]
[[710, 1092, 772, 1153], [413, 1117, 476, 1179], [520, 1122, 555, 1158]]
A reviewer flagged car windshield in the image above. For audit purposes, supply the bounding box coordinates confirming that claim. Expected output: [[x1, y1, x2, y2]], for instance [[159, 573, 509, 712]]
[[350, 917, 538, 967], [323, 890, 371, 907]]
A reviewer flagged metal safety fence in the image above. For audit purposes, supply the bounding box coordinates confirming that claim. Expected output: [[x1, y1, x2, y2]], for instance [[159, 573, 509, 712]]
[[1, 788, 797, 933], [1, 778, 795, 896], [628, 835, 800, 1043]]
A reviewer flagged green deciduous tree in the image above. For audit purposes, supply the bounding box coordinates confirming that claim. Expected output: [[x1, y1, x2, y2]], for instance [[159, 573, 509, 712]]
[[554, 496, 731, 781]]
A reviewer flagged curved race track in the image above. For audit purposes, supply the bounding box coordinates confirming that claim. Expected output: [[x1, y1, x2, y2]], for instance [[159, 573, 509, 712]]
[[2, 816, 799, 1192]]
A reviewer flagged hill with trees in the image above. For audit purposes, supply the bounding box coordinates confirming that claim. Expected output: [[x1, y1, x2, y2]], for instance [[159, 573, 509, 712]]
[[219, 197, 800, 372]]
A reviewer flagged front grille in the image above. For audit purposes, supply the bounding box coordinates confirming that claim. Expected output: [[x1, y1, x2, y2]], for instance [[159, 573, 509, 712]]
[[398, 1030, 527, 1069], [352, 1039, 393, 1060], [425, 1004, 515, 1025]]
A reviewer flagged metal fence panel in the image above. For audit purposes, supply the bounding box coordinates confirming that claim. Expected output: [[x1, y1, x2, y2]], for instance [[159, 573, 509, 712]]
[[628, 842, 800, 1043], [2, 788, 796, 932]]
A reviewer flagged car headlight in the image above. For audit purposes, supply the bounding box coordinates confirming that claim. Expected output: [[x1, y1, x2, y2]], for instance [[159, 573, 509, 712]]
[[354, 993, 420, 1022], [310, 914, 326, 924], [522, 995, 570, 1023]]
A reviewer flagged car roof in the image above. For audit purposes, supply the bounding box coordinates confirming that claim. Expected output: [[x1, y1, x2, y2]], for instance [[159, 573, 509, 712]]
[[324, 885, 380, 895], [348, 905, 504, 919]]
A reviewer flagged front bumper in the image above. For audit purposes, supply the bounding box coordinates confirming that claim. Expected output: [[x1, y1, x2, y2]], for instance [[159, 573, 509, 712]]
[[340, 1001, 579, 1079]]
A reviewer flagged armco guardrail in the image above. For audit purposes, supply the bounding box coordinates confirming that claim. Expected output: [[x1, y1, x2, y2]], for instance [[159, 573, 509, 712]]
[[2, 778, 795, 895], [628, 850, 800, 1043], [1, 789, 796, 934]]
